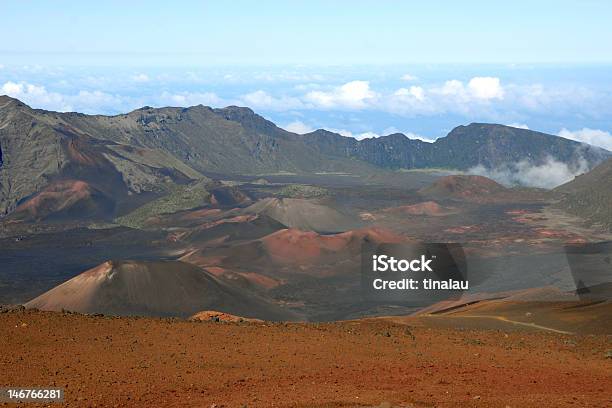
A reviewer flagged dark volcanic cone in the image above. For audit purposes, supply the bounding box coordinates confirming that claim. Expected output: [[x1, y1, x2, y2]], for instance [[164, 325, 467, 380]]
[[25, 260, 295, 320]]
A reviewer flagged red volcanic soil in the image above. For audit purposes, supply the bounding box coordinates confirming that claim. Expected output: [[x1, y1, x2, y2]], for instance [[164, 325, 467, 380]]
[[261, 227, 405, 265], [383, 201, 450, 216], [12, 179, 113, 221], [420, 175, 507, 200], [1, 308, 610, 407]]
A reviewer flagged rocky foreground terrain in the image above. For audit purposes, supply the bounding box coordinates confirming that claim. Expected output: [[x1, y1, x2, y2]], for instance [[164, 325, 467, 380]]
[[1, 307, 610, 408]]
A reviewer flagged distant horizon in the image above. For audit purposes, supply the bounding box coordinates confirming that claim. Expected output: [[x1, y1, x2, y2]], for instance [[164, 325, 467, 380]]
[[4, 58, 612, 67]]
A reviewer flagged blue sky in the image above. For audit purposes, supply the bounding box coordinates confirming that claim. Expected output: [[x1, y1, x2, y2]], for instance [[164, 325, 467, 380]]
[[3, 1, 612, 65], [1, 1, 612, 149]]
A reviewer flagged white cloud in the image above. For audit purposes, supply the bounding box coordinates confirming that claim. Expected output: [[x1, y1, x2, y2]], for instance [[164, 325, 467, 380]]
[[305, 80, 377, 109], [283, 120, 314, 134], [2, 81, 74, 111], [467, 76, 504, 100], [381, 76, 509, 116], [394, 86, 425, 101], [131, 73, 150, 82], [380, 126, 436, 142], [439, 79, 465, 96], [400, 73, 418, 81], [347, 130, 380, 140], [468, 156, 589, 189], [1, 80, 129, 113], [2, 71, 608, 139], [506, 123, 530, 129], [558, 128, 612, 151], [2, 81, 22, 95], [317, 127, 380, 140], [159, 91, 224, 107], [433, 77, 504, 101], [240, 90, 303, 111], [405, 132, 435, 143], [317, 126, 435, 142], [241, 90, 275, 107]]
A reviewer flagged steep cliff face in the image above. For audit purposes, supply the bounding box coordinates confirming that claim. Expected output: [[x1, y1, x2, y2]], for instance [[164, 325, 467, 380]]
[[352, 134, 433, 168], [57, 104, 377, 175], [304, 123, 610, 171], [428, 123, 608, 169]]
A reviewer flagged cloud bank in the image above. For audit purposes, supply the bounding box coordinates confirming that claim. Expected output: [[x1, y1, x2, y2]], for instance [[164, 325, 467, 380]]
[[558, 128, 612, 151], [1, 81, 125, 113], [1, 67, 610, 148], [1, 73, 605, 121], [305, 80, 377, 109], [468, 156, 589, 189]]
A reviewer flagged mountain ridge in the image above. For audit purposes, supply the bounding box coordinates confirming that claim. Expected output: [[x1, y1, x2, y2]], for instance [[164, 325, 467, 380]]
[[1, 96, 610, 218], [304, 122, 610, 170]]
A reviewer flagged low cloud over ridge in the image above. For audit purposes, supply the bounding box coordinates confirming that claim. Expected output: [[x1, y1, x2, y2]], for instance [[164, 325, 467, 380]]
[[468, 156, 590, 189], [558, 128, 612, 151]]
